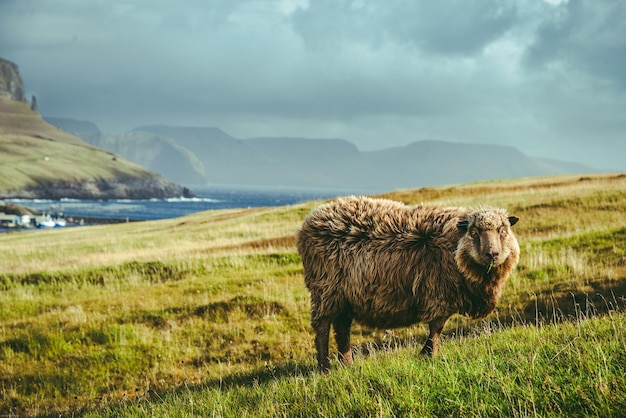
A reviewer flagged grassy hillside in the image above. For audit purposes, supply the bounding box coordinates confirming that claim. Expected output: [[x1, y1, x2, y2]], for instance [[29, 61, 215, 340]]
[[0, 97, 186, 198], [0, 134, 156, 190], [1, 173, 625, 416], [0, 97, 85, 145]]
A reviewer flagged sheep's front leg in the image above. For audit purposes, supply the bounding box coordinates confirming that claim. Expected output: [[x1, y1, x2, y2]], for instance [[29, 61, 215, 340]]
[[312, 316, 332, 372], [420, 317, 449, 356], [333, 311, 353, 366]]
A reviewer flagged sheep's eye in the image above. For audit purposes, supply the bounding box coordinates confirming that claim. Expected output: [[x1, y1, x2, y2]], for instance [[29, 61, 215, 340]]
[[469, 229, 479, 238], [499, 227, 507, 236]]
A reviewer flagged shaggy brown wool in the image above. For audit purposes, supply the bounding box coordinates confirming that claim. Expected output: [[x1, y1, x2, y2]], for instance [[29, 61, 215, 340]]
[[297, 196, 520, 371]]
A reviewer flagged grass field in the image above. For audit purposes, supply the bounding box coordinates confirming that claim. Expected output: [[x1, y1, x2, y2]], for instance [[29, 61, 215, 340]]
[[1, 173, 625, 416]]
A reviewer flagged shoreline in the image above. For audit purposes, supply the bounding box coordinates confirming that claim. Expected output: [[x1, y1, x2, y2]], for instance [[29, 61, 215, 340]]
[[0, 215, 143, 232], [67, 215, 144, 225]]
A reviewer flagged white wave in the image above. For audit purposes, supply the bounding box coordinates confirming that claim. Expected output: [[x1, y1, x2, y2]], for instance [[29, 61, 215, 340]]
[[164, 197, 222, 203], [7, 199, 55, 204]]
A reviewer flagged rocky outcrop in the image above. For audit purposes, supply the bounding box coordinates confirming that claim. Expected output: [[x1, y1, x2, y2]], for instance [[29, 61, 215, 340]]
[[0, 58, 26, 102], [1, 176, 194, 200]]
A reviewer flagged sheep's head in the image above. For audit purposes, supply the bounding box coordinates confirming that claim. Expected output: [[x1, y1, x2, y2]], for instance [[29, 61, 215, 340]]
[[455, 208, 520, 282]]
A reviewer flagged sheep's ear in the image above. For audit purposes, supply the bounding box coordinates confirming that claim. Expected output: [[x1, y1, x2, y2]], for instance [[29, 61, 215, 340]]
[[508, 216, 519, 227], [457, 220, 470, 230]]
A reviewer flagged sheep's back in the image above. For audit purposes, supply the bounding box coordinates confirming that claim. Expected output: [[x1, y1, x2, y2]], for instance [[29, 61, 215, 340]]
[[297, 197, 467, 325], [298, 196, 463, 245]]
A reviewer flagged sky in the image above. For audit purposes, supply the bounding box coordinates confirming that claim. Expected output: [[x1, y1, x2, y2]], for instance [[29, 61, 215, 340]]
[[1, 0, 625, 170]]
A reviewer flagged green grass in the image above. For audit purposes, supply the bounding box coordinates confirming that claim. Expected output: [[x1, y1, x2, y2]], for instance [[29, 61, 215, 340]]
[[1, 173, 625, 416], [91, 313, 626, 417]]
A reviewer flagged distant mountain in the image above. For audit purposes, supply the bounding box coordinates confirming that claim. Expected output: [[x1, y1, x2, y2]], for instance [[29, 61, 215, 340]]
[[360, 141, 589, 188], [533, 157, 594, 175], [95, 130, 206, 185], [44, 116, 102, 143], [51, 120, 598, 192]]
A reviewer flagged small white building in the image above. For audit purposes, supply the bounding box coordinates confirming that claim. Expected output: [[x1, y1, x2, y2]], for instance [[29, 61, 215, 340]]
[[0, 213, 20, 228]]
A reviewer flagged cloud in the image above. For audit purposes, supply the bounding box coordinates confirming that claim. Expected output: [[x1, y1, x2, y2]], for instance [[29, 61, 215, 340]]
[[525, 0, 626, 89], [0, 0, 624, 170], [289, 0, 519, 56]]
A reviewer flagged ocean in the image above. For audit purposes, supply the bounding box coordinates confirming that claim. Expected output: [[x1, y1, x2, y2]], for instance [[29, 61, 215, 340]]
[[4, 186, 368, 222]]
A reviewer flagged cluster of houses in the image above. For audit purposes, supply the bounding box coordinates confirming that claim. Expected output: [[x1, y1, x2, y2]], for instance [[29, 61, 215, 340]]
[[0, 202, 68, 229]]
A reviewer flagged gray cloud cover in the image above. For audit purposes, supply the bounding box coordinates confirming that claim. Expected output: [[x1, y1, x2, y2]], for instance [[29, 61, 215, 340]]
[[1, 0, 624, 170]]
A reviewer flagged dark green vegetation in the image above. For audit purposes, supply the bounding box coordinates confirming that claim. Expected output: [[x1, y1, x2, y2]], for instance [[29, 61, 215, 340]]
[[1, 174, 625, 416], [0, 201, 39, 217], [92, 314, 626, 417]]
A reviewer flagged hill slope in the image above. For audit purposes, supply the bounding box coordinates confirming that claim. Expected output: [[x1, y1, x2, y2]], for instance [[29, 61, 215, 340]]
[[0, 97, 191, 199]]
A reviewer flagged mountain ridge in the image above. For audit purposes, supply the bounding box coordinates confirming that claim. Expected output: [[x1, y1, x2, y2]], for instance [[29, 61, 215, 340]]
[[47, 118, 597, 192]]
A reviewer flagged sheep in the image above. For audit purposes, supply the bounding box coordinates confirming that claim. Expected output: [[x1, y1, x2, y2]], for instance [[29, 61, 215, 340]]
[[296, 196, 520, 372]]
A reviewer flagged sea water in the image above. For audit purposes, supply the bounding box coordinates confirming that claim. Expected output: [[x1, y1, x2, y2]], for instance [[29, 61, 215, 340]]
[[4, 186, 367, 222]]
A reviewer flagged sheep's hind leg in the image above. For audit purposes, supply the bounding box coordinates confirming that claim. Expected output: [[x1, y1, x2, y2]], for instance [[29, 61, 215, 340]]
[[420, 317, 449, 356], [312, 316, 332, 372], [333, 311, 353, 366]]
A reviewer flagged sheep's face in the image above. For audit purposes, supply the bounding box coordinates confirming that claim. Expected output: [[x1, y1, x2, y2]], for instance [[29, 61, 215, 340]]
[[456, 209, 519, 272]]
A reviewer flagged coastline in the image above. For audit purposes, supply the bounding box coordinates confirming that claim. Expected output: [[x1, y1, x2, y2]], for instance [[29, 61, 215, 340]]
[[0, 216, 143, 233], [1, 187, 353, 232]]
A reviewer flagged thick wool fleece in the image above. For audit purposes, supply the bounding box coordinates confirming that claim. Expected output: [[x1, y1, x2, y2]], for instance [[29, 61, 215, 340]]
[[297, 196, 520, 369]]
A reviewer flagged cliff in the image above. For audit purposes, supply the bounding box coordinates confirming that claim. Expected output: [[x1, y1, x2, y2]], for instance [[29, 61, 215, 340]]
[[0, 58, 26, 102], [0, 58, 192, 200], [0, 174, 190, 200]]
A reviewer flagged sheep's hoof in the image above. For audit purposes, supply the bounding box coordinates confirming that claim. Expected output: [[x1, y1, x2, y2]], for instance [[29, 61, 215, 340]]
[[318, 364, 331, 374], [338, 351, 353, 366], [419, 346, 436, 357]]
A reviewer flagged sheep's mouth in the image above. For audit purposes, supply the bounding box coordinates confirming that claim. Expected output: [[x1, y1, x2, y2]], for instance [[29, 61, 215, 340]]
[[481, 256, 502, 272]]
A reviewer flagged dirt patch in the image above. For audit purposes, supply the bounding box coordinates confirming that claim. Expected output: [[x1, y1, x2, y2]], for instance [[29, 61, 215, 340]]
[[194, 296, 286, 322]]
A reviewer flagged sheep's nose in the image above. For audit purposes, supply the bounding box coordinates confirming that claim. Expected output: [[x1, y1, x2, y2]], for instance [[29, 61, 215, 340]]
[[486, 252, 499, 261]]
